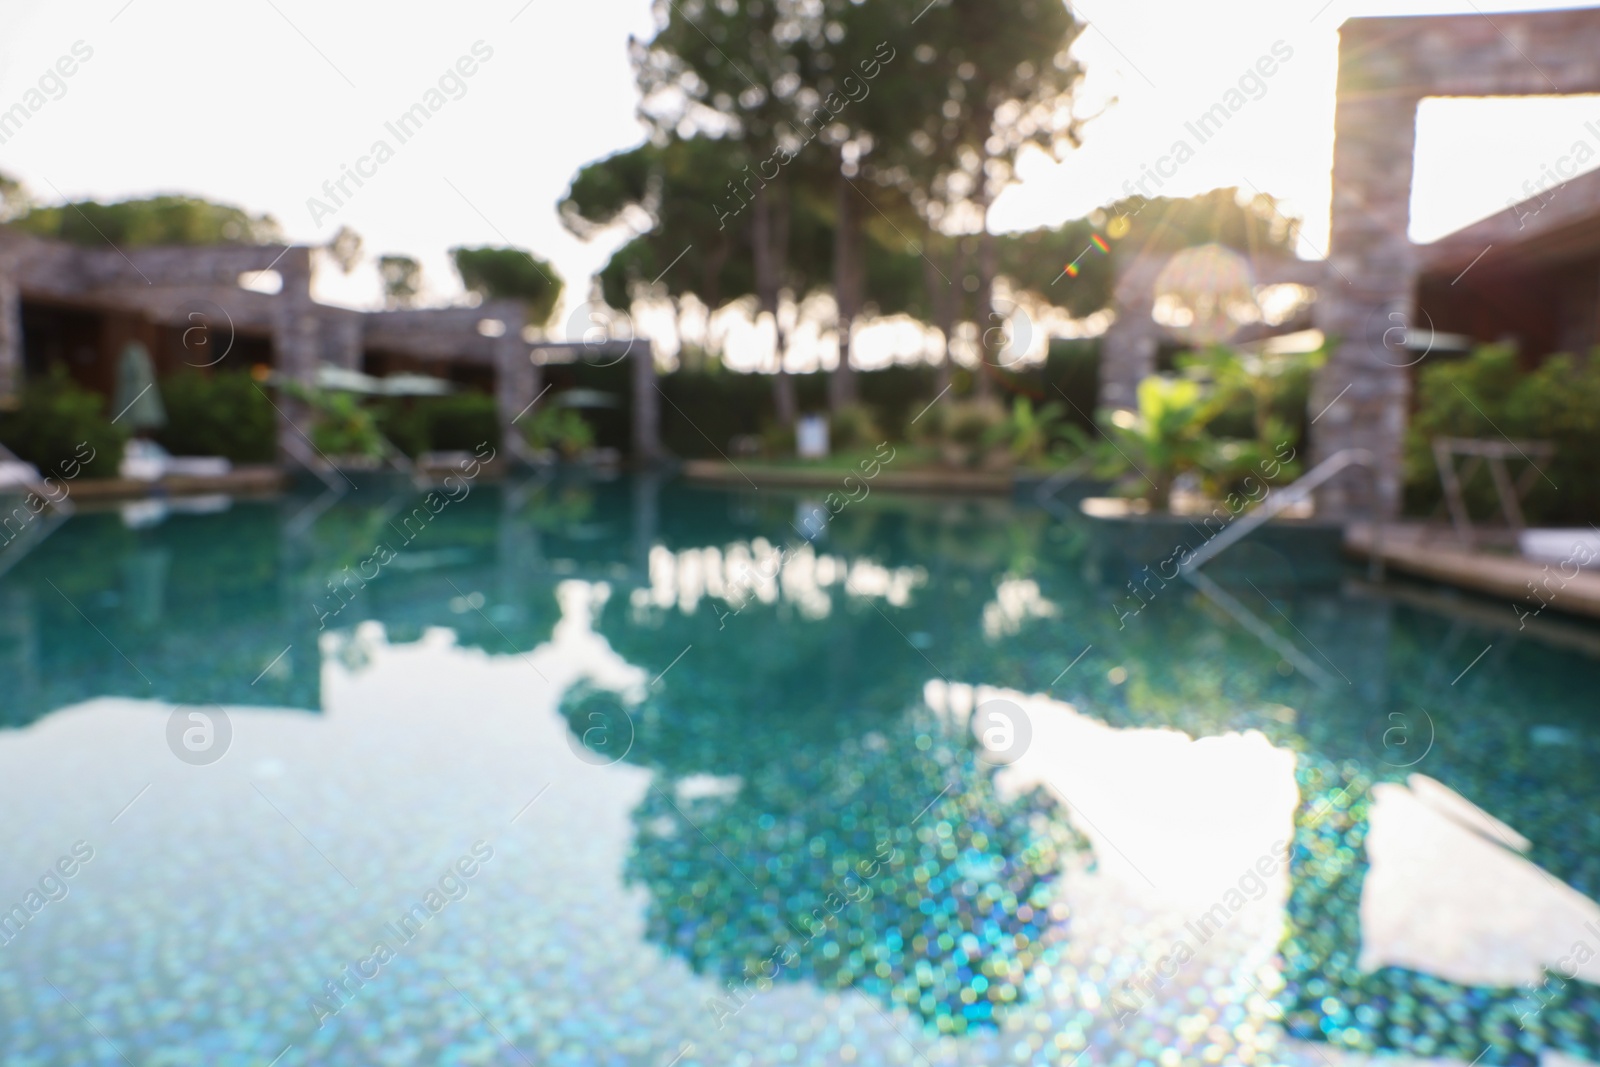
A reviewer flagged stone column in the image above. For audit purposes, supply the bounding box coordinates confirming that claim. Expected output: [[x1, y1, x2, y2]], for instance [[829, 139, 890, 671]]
[[633, 340, 661, 464], [492, 304, 535, 464], [1310, 73, 1422, 519], [1096, 254, 1165, 412], [328, 315, 363, 372], [270, 249, 321, 459], [0, 273, 21, 407]]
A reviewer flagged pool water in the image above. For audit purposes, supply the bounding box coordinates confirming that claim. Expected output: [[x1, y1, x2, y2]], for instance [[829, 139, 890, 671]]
[[1, 475, 1598, 1067]]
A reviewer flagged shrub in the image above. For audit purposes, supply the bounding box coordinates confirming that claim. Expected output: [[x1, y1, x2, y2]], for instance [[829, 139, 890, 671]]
[[1040, 340, 1100, 432], [760, 420, 796, 459], [154, 370, 276, 463], [309, 392, 385, 460], [377, 394, 499, 456], [948, 400, 1007, 448], [983, 397, 1071, 466], [657, 371, 774, 458], [373, 400, 429, 458], [277, 381, 387, 461], [427, 393, 499, 452], [1405, 345, 1600, 524], [0, 369, 125, 478], [523, 405, 595, 458], [1180, 343, 1319, 455], [912, 400, 1007, 468], [1095, 376, 1215, 509], [829, 403, 881, 452]]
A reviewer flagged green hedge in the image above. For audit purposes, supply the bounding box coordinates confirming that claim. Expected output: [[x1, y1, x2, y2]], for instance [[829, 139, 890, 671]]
[[376, 393, 500, 457], [646, 342, 1102, 460], [1404, 345, 1600, 525], [439, 344, 1106, 461], [0, 370, 125, 479], [154, 370, 277, 463]]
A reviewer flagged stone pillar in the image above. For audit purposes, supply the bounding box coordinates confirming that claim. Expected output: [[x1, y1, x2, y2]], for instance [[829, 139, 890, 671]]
[[1310, 67, 1422, 519], [327, 315, 363, 372], [633, 340, 661, 464], [491, 305, 536, 464], [1097, 314, 1158, 413], [270, 249, 321, 459], [0, 273, 21, 408], [1096, 254, 1165, 412]]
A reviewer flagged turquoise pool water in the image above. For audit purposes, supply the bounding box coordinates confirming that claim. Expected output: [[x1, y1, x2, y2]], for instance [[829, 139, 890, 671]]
[[1, 475, 1598, 1067]]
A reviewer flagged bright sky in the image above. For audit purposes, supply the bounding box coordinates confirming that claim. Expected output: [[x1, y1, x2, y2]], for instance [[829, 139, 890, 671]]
[[2, 0, 1598, 335]]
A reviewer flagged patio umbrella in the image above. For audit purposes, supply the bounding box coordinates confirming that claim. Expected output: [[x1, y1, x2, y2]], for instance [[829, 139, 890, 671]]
[[555, 388, 620, 409], [114, 341, 167, 431], [313, 364, 384, 394], [378, 373, 455, 397]]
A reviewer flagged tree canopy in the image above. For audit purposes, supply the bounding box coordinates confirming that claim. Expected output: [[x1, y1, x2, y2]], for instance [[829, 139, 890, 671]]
[[997, 188, 1304, 318], [10, 194, 282, 247], [562, 138, 758, 314], [558, 0, 1096, 406], [378, 255, 422, 309], [451, 246, 564, 327]]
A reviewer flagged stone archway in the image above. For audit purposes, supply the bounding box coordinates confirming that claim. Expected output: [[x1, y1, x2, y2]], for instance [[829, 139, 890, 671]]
[[1313, 8, 1600, 517]]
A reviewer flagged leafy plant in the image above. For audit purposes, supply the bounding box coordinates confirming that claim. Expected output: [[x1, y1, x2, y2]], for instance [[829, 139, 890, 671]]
[[1090, 344, 1318, 508], [829, 404, 881, 452], [911, 399, 1008, 468], [154, 370, 276, 463], [311, 392, 386, 461], [377, 394, 499, 457], [1095, 376, 1221, 510], [1200, 422, 1302, 499], [759, 420, 797, 459], [984, 397, 1069, 466], [278, 381, 387, 461], [1180, 342, 1321, 445], [522, 405, 595, 459], [1405, 344, 1600, 524], [0, 368, 125, 478]]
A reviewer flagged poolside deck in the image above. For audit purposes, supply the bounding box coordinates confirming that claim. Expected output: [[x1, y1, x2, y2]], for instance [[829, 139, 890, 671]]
[[1346, 523, 1600, 621], [680, 459, 1014, 494], [64, 466, 288, 502]]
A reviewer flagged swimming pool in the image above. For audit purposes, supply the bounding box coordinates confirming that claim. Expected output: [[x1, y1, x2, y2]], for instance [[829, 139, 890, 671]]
[[1, 474, 1596, 1066]]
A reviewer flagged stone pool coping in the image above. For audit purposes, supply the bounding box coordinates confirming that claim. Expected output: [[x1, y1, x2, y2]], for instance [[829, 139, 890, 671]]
[[680, 459, 1018, 494], [1347, 522, 1600, 621], [54, 465, 288, 502]]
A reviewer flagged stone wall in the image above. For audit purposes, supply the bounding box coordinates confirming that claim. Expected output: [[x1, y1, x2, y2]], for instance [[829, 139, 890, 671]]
[[1312, 9, 1600, 517], [1100, 10, 1600, 517]]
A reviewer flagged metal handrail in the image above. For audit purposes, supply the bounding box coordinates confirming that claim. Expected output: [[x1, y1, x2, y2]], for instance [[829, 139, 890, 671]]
[[1180, 448, 1383, 577], [280, 433, 349, 495]]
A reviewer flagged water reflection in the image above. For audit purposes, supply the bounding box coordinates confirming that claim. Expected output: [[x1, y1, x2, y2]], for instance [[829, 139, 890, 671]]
[[1, 473, 1599, 1065], [564, 679, 1082, 1036]]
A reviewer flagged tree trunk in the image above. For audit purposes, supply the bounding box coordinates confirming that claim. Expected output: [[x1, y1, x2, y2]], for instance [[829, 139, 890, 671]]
[[831, 164, 861, 412], [926, 228, 963, 400], [754, 182, 797, 425], [974, 191, 998, 401]]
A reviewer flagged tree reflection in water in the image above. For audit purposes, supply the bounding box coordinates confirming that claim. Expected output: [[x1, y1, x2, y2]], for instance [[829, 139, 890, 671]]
[[560, 590, 1086, 1036]]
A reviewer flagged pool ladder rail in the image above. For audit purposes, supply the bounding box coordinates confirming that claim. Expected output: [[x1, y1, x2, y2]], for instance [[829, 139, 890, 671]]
[[1177, 448, 1387, 691], [1179, 448, 1385, 579]]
